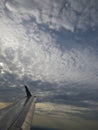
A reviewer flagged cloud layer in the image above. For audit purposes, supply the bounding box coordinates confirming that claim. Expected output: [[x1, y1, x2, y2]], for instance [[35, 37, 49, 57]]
[[0, 2, 98, 130], [0, 0, 98, 87], [6, 0, 98, 31]]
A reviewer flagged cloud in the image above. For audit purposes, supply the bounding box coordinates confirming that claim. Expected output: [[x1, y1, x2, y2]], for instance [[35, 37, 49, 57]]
[[0, 2, 98, 129], [35, 102, 91, 115], [32, 102, 98, 130], [0, 102, 9, 110], [5, 0, 98, 31], [0, 0, 98, 87], [1, 35, 98, 85]]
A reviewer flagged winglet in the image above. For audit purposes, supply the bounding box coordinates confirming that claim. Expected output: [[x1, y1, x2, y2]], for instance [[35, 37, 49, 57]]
[[24, 85, 32, 98]]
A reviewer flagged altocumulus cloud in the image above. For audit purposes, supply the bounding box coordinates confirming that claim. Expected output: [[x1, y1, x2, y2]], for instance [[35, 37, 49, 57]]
[[6, 0, 98, 31], [0, 0, 98, 87]]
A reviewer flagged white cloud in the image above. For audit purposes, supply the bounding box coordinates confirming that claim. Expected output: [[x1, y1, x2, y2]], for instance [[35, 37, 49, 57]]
[[1, 29, 98, 85], [5, 0, 98, 31], [0, 0, 98, 87]]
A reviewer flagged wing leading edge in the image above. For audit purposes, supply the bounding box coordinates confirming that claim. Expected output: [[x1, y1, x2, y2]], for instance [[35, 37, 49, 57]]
[[0, 85, 36, 130]]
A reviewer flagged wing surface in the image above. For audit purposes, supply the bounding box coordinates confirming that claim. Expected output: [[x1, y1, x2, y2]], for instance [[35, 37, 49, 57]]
[[0, 86, 36, 130]]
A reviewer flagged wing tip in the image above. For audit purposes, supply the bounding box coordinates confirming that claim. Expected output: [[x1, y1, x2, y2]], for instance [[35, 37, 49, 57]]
[[24, 85, 32, 98]]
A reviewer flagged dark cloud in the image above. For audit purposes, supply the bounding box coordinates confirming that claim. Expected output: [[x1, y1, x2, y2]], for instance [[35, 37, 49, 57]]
[[31, 127, 59, 130], [32, 102, 98, 130]]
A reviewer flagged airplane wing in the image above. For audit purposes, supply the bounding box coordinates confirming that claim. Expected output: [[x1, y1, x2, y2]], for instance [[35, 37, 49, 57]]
[[0, 85, 36, 130]]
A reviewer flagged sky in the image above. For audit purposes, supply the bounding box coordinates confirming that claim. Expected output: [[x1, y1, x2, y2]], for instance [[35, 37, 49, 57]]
[[0, 0, 98, 130]]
